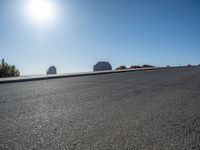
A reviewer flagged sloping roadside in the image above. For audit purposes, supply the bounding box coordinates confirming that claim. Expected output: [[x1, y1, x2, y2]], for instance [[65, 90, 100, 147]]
[[0, 66, 195, 84]]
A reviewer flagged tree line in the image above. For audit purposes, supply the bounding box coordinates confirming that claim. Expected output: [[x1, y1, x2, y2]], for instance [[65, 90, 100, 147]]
[[0, 59, 20, 78]]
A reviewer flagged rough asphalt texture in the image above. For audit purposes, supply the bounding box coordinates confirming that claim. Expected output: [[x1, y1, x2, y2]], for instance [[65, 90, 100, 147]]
[[0, 67, 200, 150]]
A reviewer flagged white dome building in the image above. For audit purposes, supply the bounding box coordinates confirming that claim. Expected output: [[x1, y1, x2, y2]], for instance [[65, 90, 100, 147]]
[[47, 66, 57, 75], [93, 62, 112, 72]]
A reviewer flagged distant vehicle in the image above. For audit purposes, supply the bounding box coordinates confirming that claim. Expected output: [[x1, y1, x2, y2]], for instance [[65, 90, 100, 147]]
[[93, 62, 112, 71], [47, 66, 57, 75]]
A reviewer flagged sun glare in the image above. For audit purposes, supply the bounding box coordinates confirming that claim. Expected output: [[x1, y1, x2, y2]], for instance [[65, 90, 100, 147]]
[[26, 0, 57, 24]]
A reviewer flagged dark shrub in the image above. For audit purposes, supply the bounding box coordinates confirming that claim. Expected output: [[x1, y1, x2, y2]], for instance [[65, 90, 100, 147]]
[[142, 64, 154, 68], [0, 59, 20, 78], [116, 66, 127, 70], [130, 65, 141, 69]]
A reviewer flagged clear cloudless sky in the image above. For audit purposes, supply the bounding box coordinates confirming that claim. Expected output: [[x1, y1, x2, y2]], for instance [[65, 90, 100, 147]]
[[0, 0, 200, 75]]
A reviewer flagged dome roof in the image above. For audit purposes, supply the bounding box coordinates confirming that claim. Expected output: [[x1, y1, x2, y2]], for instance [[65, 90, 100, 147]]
[[47, 66, 57, 75], [94, 61, 112, 71]]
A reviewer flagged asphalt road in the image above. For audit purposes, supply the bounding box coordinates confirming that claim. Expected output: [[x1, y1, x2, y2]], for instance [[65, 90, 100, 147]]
[[1, 66, 200, 150]]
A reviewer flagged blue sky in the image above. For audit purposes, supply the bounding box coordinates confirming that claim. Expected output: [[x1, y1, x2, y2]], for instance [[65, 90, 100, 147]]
[[0, 0, 200, 75]]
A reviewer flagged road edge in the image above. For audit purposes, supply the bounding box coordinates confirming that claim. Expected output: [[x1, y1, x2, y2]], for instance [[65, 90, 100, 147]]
[[0, 66, 197, 84]]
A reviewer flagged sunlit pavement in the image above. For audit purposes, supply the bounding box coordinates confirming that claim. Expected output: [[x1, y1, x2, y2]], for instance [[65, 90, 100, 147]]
[[0, 66, 200, 150], [0, 67, 156, 84]]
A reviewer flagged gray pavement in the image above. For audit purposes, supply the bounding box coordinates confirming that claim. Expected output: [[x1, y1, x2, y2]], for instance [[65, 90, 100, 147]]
[[0, 66, 200, 150], [0, 67, 156, 84]]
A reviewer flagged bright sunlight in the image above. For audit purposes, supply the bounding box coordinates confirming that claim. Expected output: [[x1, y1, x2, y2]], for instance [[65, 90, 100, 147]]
[[26, 0, 57, 24]]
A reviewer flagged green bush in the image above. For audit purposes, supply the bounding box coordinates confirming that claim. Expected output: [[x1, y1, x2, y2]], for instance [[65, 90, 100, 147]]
[[0, 59, 20, 78]]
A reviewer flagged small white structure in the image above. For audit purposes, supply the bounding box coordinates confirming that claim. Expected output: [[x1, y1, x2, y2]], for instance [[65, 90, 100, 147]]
[[94, 61, 112, 71], [47, 66, 57, 75]]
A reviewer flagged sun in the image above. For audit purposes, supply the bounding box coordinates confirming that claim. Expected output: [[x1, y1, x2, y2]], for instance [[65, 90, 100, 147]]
[[26, 0, 57, 24]]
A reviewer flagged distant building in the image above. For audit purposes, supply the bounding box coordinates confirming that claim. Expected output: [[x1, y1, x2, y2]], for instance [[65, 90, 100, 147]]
[[47, 66, 57, 75], [93, 61, 112, 71]]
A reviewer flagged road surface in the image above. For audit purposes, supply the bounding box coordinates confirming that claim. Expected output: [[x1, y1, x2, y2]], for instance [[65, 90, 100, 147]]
[[0, 66, 200, 150]]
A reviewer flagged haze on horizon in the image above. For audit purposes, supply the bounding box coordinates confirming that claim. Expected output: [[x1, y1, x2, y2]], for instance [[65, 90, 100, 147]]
[[0, 0, 200, 75]]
